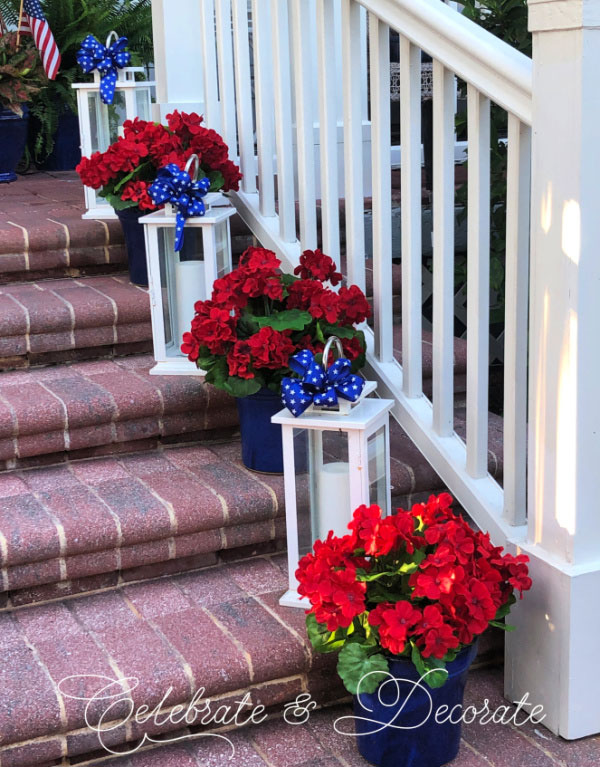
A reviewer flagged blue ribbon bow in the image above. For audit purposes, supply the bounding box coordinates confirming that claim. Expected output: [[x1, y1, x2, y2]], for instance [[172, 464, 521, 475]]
[[281, 349, 365, 417], [148, 164, 211, 252], [77, 34, 131, 105]]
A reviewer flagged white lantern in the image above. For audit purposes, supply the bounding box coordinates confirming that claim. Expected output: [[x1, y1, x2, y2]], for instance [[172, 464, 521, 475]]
[[273, 344, 394, 608], [140, 157, 235, 376], [73, 33, 155, 220]]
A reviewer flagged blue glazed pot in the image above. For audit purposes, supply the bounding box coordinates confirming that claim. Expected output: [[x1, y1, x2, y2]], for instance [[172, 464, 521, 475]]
[[115, 207, 149, 286], [0, 105, 29, 183], [39, 108, 81, 171], [236, 388, 284, 473], [353, 642, 478, 767]]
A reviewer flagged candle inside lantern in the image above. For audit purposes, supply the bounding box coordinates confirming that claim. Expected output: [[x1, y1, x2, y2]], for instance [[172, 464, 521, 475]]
[[175, 258, 205, 345], [316, 461, 351, 539]]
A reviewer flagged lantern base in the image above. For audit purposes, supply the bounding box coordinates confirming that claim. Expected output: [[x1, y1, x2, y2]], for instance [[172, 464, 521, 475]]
[[82, 208, 118, 221], [279, 589, 307, 609], [149, 359, 206, 376]]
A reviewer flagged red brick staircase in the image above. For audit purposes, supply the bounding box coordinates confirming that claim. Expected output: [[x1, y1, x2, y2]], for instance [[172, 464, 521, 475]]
[[0, 173, 520, 767]]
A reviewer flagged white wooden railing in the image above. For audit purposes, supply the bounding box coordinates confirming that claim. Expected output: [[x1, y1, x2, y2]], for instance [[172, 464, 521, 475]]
[[151, 0, 600, 741], [192, 0, 532, 545]]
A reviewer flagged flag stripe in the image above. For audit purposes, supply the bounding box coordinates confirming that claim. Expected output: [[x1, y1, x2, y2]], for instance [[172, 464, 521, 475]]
[[19, 2, 61, 80]]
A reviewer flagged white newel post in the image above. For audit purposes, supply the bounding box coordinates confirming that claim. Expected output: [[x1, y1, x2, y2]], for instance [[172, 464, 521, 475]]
[[505, 0, 600, 739], [151, 0, 205, 121]]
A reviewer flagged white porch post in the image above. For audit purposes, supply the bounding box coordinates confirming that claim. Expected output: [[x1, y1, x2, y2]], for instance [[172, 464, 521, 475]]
[[151, 0, 205, 121], [505, 0, 600, 739]]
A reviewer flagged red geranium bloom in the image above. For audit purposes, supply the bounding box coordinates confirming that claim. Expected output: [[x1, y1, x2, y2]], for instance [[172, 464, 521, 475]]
[[294, 249, 342, 285], [247, 327, 296, 370], [421, 623, 459, 659], [369, 601, 422, 655]]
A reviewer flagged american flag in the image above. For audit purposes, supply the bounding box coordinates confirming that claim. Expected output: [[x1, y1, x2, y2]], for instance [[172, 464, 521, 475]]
[[18, 0, 61, 80]]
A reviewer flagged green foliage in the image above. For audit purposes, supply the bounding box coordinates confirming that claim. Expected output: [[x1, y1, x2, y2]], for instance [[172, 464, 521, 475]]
[[457, 0, 531, 317], [0, 0, 153, 161], [254, 309, 313, 332], [0, 32, 47, 114], [411, 644, 449, 689], [337, 643, 389, 695]]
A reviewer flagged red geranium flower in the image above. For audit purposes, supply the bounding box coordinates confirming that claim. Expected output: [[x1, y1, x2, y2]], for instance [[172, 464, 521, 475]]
[[294, 249, 342, 285]]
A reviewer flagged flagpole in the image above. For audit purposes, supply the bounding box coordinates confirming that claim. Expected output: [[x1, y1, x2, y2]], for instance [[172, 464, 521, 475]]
[[16, 0, 24, 49]]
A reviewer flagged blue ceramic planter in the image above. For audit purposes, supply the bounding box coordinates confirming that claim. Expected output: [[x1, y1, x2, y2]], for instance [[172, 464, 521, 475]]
[[353, 642, 478, 767], [0, 106, 29, 183], [115, 207, 149, 286], [236, 388, 284, 473]]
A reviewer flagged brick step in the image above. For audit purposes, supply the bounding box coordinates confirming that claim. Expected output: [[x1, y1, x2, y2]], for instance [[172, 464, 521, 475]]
[[0, 355, 238, 471], [0, 556, 343, 767], [0, 409, 502, 608], [47, 663, 592, 767], [0, 555, 509, 767], [0, 275, 153, 371], [0, 173, 127, 283]]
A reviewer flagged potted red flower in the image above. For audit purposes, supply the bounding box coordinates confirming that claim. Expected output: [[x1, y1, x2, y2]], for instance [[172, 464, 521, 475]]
[[76, 110, 241, 285], [182, 247, 371, 472], [297, 495, 532, 767]]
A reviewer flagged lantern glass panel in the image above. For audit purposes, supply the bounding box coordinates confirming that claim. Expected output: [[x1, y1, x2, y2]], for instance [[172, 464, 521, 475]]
[[307, 428, 351, 542], [158, 226, 205, 355], [215, 219, 231, 278], [135, 87, 152, 121], [87, 91, 126, 154], [368, 425, 389, 514]]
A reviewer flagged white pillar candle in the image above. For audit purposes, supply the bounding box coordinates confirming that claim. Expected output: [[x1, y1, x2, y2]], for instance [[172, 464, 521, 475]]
[[175, 258, 205, 344], [316, 461, 351, 540]]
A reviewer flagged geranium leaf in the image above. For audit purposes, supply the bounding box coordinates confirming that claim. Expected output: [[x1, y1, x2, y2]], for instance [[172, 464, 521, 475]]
[[255, 309, 312, 332], [320, 323, 356, 339], [494, 593, 516, 620], [337, 643, 389, 695], [222, 375, 263, 398], [306, 613, 347, 654], [206, 170, 225, 192], [411, 644, 449, 689]]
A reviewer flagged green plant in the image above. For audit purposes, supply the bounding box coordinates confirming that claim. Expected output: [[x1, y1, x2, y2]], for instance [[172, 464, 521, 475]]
[[457, 0, 531, 322], [0, 32, 47, 115], [297, 496, 531, 694], [0, 0, 153, 161]]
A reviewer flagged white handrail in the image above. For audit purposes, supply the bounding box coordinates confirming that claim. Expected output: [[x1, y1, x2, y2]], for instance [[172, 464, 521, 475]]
[[358, 0, 533, 124]]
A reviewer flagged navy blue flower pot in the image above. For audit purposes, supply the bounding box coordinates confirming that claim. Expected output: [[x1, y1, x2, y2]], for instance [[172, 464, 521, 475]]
[[236, 388, 284, 473], [39, 108, 81, 171], [0, 106, 29, 183], [115, 207, 149, 287], [353, 642, 478, 767]]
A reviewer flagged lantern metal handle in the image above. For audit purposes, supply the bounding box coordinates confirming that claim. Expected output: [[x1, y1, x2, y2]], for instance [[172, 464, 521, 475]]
[[106, 30, 119, 48], [322, 335, 343, 368], [185, 153, 200, 183]]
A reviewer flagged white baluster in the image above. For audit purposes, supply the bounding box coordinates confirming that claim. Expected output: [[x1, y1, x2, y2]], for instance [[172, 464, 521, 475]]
[[432, 60, 456, 433], [291, 0, 318, 249], [215, 0, 237, 157], [466, 85, 491, 478], [231, 0, 256, 194], [400, 37, 423, 392], [316, 0, 341, 262], [271, 0, 296, 242], [199, 0, 220, 131], [370, 15, 393, 363], [503, 114, 530, 525], [251, 0, 275, 216], [341, 0, 365, 292]]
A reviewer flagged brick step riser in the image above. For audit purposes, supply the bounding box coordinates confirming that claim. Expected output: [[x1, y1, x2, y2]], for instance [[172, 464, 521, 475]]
[[0, 355, 239, 471], [1, 486, 447, 610], [0, 554, 503, 767]]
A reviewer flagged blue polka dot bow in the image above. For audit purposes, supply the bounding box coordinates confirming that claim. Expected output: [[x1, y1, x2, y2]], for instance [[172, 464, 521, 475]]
[[148, 164, 211, 252], [281, 349, 365, 417], [77, 34, 131, 105]]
